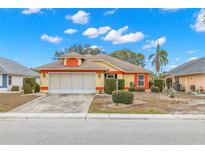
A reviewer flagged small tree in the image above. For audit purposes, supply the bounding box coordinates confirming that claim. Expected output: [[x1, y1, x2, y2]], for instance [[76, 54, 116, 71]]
[[54, 44, 102, 59], [111, 49, 145, 67], [149, 43, 168, 78]]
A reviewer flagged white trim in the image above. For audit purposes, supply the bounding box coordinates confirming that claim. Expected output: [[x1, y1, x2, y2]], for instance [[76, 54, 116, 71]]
[[0, 74, 2, 86]]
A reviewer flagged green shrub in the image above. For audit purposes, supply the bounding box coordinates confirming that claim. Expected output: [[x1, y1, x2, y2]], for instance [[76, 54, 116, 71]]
[[23, 78, 36, 94], [104, 79, 125, 94], [104, 79, 117, 94], [35, 83, 40, 93], [129, 82, 135, 88], [149, 81, 154, 88], [151, 86, 160, 93], [128, 87, 136, 92], [118, 79, 125, 90], [154, 79, 164, 92], [23, 83, 33, 94], [135, 88, 145, 92], [112, 90, 134, 104], [11, 85, 20, 91]]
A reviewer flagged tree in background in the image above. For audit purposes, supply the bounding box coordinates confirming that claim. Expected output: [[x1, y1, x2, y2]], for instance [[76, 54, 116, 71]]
[[149, 43, 168, 78], [111, 49, 145, 67], [54, 44, 102, 58]]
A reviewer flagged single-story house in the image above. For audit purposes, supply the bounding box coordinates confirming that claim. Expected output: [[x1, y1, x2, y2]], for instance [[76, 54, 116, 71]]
[[0, 57, 40, 92], [36, 52, 151, 93], [165, 57, 205, 92]]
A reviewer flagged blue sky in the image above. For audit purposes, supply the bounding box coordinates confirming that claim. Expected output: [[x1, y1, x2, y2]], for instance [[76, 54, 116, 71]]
[[0, 8, 205, 71]]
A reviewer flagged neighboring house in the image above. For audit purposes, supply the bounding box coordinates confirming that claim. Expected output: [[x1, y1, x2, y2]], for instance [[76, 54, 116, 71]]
[[0, 57, 40, 92], [165, 57, 205, 92], [36, 52, 151, 93]]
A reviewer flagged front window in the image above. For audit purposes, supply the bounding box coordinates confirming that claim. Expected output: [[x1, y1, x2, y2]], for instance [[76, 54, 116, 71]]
[[8, 75, 12, 85], [138, 74, 144, 86], [105, 74, 117, 79]]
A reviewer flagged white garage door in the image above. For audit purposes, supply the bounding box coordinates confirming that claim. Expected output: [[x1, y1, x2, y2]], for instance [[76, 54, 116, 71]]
[[49, 73, 95, 93]]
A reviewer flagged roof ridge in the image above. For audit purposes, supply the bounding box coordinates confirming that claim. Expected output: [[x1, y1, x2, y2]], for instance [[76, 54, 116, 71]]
[[97, 53, 145, 68], [168, 57, 205, 73]]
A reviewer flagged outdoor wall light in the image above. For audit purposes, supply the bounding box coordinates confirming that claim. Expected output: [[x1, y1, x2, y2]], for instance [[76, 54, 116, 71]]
[[98, 73, 101, 78], [43, 73, 46, 78]]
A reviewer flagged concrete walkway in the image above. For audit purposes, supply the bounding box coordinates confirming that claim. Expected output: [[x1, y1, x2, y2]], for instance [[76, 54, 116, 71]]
[[1, 113, 205, 120], [10, 94, 94, 113]]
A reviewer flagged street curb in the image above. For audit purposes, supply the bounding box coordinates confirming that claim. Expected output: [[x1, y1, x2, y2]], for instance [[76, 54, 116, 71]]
[[1, 113, 205, 120]]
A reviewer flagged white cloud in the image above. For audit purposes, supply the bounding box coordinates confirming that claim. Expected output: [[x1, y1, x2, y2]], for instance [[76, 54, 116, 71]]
[[22, 8, 42, 14], [83, 26, 111, 38], [175, 58, 180, 62], [187, 49, 198, 55], [160, 8, 181, 13], [41, 34, 63, 44], [64, 28, 78, 34], [142, 36, 167, 50], [191, 9, 205, 32], [90, 45, 104, 51], [103, 26, 144, 44], [65, 10, 89, 25], [188, 57, 198, 61], [104, 9, 118, 16], [167, 65, 178, 69]]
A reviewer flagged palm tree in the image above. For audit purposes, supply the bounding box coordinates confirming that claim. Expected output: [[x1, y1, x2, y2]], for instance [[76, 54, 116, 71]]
[[149, 43, 168, 78]]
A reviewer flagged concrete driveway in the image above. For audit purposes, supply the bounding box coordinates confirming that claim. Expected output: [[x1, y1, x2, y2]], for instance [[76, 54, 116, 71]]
[[10, 94, 94, 113]]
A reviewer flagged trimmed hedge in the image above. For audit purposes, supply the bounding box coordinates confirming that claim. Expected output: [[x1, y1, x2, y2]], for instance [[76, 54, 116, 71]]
[[128, 87, 145, 92], [128, 87, 136, 92], [151, 86, 160, 93], [154, 79, 164, 92], [35, 83, 40, 93], [112, 90, 134, 104], [118, 79, 125, 90], [135, 88, 145, 92], [11, 85, 20, 91], [23, 78, 36, 94], [104, 79, 125, 94]]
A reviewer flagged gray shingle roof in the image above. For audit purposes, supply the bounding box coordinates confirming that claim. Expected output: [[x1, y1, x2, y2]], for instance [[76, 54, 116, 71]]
[[166, 57, 205, 76], [35, 59, 108, 71], [90, 54, 151, 73], [0, 57, 39, 77], [36, 53, 151, 73]]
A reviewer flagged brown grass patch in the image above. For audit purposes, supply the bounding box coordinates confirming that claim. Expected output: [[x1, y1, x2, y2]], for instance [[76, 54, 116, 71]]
[[0, 93, 38, 112], [88, 92, 205, 114]]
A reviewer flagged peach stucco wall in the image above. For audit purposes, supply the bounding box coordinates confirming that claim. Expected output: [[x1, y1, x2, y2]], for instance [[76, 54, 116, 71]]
[[178, 74, 205, 92]]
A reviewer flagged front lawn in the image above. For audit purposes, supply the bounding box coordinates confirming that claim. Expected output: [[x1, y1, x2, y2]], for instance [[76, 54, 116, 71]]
[[88, 92, 205, 114], [0, 93, 39, 112]]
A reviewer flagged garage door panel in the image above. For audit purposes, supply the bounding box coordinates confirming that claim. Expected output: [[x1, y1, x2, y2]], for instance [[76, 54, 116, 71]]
[[49, 74, 61, 90], [72, 73, 83, 91], [49, 73, 95, 93], [83, 73, 95, 91], [61, 74, 72, 90]]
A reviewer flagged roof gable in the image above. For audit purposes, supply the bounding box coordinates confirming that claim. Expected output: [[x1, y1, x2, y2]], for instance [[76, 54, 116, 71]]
[[0, 57, 39, 77], [167, 57, 205, 76], [36, 53, 151, 73], [93, 54, 150, 73]]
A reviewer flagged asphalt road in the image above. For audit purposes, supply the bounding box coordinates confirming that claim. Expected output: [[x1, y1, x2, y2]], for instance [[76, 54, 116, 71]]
[[0, 119, 205, 144]]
